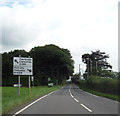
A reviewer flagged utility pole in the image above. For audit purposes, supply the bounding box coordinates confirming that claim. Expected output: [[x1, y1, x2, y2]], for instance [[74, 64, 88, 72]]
[[79, 64, 81, 80], [95, 57, 98, 76], [86, 58, 89, 77], [96, 60, 98, 75], [90, 59, 92, 76]]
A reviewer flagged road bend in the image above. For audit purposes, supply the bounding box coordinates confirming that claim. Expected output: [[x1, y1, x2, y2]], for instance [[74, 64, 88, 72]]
[[11, 84, 118, 115]]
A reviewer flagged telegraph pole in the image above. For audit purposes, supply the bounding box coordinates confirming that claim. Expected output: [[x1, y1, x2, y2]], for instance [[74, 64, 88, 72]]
[[96, 61, 98, 75], [90, 59, 92, 76], [87, 58, 89, 76], [79, 64, 81, 80]]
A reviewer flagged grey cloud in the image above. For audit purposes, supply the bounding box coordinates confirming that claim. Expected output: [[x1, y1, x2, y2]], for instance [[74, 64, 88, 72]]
[[2, 21, 41, 52]]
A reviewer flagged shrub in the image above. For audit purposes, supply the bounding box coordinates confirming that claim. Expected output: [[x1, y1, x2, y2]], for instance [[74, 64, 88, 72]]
[[75, 76, 118, 95]]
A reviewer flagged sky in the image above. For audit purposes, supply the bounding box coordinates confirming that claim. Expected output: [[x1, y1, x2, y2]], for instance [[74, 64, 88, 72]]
[[0, 0, 119, 73]]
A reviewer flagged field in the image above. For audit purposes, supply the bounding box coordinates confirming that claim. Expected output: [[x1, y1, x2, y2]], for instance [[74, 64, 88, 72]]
[[2, 85, 62, 114]]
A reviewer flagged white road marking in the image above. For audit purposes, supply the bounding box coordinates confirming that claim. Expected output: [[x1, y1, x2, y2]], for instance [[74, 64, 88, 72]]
[[70, 92, 74, 98], [81, 104, 92, 112], [12, 90, 58, 116], [78, 88, 98, 98], [69, 87, 79, 102], [92, 94, 98, 97], [69, 85, 93, 113], [74, 98, 79, 103], [69, 88, 74, 98], [85, 91, 98, 97]]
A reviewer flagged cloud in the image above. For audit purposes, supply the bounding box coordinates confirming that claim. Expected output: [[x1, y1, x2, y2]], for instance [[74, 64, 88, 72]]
[[0, 0, 118, 72]]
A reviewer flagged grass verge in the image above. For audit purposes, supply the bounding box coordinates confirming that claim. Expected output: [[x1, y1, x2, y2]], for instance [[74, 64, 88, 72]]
[[77, 85, 119, 102], [2, 85, 62, 114]]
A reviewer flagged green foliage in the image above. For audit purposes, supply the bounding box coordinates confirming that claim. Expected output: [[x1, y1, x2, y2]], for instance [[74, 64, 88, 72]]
[[2, 44, 74, 86], [75, 76, 118, 95], [72, 73, 80, 82], [29, 44, 74, 85], [2, 50, 29, 86], [82, 50, 112, 78], [2, 86, 62, 114], [77, 86, 119, 101]]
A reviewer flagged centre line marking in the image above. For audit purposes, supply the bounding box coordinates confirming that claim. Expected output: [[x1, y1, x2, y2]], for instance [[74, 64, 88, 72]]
[[69, 86, 79, 102], [69, 85, 92, 113], [81, 104, 92, 112], [74, 98, 79, 102]]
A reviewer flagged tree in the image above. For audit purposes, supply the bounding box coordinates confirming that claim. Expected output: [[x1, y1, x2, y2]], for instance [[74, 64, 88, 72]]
[[82, 50, 112, 78], [29, 44, 74, 85], [72, 73, 80, 82], [2, 49, 28, 86], [2, 45, 74, 86]]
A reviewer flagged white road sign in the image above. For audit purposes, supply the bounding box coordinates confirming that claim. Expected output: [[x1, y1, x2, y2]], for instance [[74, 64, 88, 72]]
[[13, 57, 33, 75], [13, 57, 33, 67]]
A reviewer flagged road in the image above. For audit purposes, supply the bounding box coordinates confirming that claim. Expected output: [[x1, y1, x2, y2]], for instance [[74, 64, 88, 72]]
[[12, 84, 118, 115]]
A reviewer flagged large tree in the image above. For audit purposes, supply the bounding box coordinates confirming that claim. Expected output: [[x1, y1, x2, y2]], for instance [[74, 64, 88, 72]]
[[2, 50, 29, 86], [82, 50, 112, 78], [2, 45, 74, 86], [29, 44, 74, 85]]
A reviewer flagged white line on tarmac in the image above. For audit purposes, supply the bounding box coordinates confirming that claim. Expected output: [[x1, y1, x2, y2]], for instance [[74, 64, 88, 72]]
[[81, 104, 92, 112], [69, 88, 74, 98], [12, 90, 58, 116], [85, 91, 98, 97], [74, 98, 79, 102], [69, 86, 92, 113], [70, 92, 74, 98], [69, 87, 79, 102]]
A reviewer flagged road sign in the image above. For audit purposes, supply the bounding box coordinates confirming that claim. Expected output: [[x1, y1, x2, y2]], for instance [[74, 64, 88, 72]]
[[13, 66, 33, 75], [13, 57, 33, 75], [13, 57, 33, 67]]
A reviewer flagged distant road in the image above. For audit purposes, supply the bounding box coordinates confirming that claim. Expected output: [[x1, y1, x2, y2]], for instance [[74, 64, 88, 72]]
[[11, 84, 118, 115]]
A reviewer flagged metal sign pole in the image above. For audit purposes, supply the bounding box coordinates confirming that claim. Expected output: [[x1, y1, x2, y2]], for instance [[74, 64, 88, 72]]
[[18, 75, 20, 95], [13, 55, 33, 95], [18, 55, 21, 95], [29, 75, 31, 95], [28, 56, 31, 95]]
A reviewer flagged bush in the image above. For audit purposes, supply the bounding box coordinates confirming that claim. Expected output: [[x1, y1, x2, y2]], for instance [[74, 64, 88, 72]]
[[75, 76, 118, 95]]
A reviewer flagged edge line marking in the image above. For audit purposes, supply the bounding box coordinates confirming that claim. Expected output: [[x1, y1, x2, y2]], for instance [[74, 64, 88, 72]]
[[12, 90, 58, 116]]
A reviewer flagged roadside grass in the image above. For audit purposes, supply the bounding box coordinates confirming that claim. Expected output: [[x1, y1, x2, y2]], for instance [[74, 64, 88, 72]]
[[77, 86, 119, 102], [2, 85, 62, 114]]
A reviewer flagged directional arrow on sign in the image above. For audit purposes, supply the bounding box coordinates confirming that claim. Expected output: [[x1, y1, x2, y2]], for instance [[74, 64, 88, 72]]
[[13, 57, 33, 75], [27, 69, 32, 72], [14, 59, 19, 64]]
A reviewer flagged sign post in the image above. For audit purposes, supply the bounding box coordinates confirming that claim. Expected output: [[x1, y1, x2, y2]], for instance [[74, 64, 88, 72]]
[[18, 55, 21, 95], [18, 75, 20, 95], [13, 56, 33, 95], [28, 56, 31, 95], [29, 76, 31, 95]]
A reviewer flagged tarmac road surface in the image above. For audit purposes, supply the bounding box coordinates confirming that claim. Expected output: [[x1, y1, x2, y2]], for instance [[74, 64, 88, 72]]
[[11, 84, 119, 115]]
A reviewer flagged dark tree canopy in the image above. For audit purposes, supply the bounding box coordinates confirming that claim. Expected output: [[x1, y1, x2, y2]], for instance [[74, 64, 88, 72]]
[[82, 50, 112, 78], [2, 44, 74, 86], [30, 44, 74, 85]]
